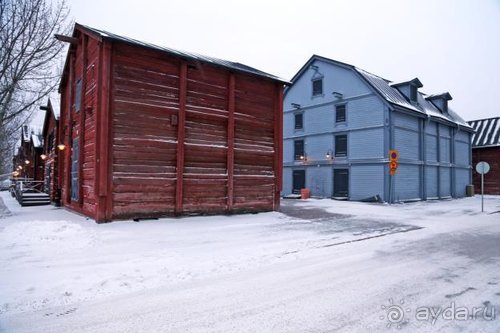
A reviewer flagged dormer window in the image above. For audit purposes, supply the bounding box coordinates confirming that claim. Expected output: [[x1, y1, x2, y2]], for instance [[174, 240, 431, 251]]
[[391, 78, 423, 104], [410, 85, 417, 102], [312, 78, 323, 96], [425, 92, 453, 114]]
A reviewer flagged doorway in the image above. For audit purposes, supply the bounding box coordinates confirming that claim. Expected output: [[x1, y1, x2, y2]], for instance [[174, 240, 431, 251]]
[[333, 169, 349, 198], [292, 170, 305, 194]]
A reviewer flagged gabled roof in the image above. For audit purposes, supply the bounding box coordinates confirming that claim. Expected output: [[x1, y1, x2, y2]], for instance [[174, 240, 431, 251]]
[[61, 23, 289, 86], [426, 92, 453, 102], [42, 96, 60, 137], [468, 117, 500, 148], [356, 69, 423, 114], [390, 77, 423, 88], [289, 55, 472, 130]]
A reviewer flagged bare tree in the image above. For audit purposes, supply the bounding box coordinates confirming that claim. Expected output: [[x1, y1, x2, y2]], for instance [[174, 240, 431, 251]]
[[0, 0, 71, 175]]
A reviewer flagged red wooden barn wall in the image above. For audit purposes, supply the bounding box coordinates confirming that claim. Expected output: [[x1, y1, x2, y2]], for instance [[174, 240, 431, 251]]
[[472, 147, 500, 194], [59, 31, 100, 218], [59, 26, 284, 222], [42, 106, 59, 202]]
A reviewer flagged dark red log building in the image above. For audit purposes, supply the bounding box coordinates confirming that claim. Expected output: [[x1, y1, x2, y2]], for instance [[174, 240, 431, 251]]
[[468, 117, 500, 194], [12, 125, 44, 181], [41, 97, 61, 203], [57, 24, 287, 222]]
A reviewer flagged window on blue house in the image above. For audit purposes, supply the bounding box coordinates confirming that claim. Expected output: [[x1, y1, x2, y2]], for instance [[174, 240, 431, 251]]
[[312, 78, 323, 96], [294, 140, 305, 160], [335, 104, 346, 123], [335, 135, 347, 157], [294, 113, 303, 130]]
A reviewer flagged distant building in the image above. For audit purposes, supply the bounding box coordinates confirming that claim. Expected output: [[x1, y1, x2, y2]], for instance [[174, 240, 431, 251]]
[[55, 23, 286, 222], [40, 97, 61, 204], [12, 125, 44, 181], [283, 55, 474, 202], [468, 117, 500, 194]]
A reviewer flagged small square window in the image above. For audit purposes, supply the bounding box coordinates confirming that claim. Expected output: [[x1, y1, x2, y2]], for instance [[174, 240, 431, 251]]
[[336, 105, 346, 123], [294, 113, 303, 130], [312, 79, 323, 96], [294, 140, 305, 160], [335, 135, 347, 157]]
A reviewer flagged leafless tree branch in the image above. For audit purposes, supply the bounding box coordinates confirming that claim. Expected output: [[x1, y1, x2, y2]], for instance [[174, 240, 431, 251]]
[[0, 0, 71, 175]]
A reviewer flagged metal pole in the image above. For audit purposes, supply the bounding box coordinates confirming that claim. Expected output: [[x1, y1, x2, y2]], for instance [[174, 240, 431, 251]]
[[481, 172, 484, 213], [389, 174, 392, 204]]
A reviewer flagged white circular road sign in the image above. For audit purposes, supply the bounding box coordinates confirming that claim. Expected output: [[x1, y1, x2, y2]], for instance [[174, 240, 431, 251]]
[[475, 161, 490, 175]]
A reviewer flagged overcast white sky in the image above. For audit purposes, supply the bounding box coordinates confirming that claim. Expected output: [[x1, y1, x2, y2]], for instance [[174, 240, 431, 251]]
[[66, 0, 500, 120]]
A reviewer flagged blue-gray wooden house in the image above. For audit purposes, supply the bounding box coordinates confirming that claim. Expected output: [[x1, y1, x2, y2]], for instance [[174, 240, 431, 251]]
[[283, 55, 474, 202]]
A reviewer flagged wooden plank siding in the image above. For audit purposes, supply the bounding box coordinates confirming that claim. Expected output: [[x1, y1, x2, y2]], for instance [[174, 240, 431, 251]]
[[111, 44, 180, 218], [59, 30, 101, 218], [58, 25, 284, 222]]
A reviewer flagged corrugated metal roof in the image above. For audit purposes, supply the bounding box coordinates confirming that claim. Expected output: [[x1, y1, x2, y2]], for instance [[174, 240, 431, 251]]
[[77, 24, 289, 84], [356, 68, 423, 114], [355, 68, 470, 128], [291, 55, 471, 130], [468, 117, 500, 148]]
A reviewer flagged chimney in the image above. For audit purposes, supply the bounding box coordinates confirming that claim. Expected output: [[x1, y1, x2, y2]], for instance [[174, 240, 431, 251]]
[[425, 92, 452, 113], [391, 78, 423, 104]]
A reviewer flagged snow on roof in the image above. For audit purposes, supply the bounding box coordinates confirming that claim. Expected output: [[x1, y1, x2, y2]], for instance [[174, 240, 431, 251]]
[[31, 134, 43, 148], [77, 23, 290, 84], [49, 94, 60, 119], [355, 68, 423, 114], [354, 68, 470, 128], [468, 117, 500, 148], [293, 55, 471, 130]]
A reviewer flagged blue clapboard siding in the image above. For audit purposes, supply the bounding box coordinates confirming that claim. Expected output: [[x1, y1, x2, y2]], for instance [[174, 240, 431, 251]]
[[454, 168, 469, 197], [425, 134, 438, 161], [394, 113, 420, 160], [282, 168, 293, 194], [346, 96, 385, 128], [426, 166, 438, 198], [350, 128, 384, 159], [440, 167, 452, 197], [350, 165, 385, 199], [285, 59, 372, 109], [395, 127, 420, 160], [307, 166, 332, 197], [439, 138, 451, 162], [394, 113, 419, 131], [394, 164, 421, 201], [455, 141, 470, 165], [283, 55, 473, 203]]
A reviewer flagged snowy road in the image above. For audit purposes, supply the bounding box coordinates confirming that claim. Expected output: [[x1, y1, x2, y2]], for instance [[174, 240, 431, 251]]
[[1, 192, 499, 332]]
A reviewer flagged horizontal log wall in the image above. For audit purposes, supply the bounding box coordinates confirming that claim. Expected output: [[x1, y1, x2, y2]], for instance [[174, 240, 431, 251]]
[[472, 147, 500, 194], [59, 31, 101, 219], [111, 44, 179, 217], [109, 43, 281, 219]]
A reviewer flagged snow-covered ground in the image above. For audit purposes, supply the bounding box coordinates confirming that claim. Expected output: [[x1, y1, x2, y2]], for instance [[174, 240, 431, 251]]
[[0, 191, 499, 332]]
